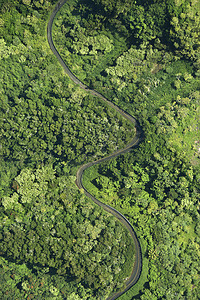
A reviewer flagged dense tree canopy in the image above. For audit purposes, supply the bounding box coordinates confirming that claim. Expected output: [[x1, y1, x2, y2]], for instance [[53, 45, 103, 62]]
[[0, 166, 135, 299], [0, 0, 200, 299]]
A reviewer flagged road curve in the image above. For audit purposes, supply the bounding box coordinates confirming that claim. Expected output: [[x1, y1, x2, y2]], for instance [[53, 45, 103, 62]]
[[47, 1, 143, 299]]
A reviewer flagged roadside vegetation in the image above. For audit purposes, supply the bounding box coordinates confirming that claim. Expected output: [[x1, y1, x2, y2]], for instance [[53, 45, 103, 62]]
[[0, 0, 200, 299]]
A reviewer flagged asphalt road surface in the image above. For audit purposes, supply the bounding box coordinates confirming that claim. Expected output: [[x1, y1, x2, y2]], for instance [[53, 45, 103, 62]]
[[47, 1, 143, 298]]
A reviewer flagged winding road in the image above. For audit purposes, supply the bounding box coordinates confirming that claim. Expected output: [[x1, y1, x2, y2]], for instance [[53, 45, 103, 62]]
[[47, 1, 143, 299]]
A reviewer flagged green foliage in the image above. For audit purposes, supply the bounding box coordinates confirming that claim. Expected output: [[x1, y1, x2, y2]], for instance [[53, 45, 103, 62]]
[[163, 0, 200, 59], [0, 166, 135, 299], [0, 31, 133, 199], [90, 0, 133, 17], [71, 29, 114, 55], [126, 3, 165, 43], [84, 143, 199, 298], [0, 0, 200, 299]]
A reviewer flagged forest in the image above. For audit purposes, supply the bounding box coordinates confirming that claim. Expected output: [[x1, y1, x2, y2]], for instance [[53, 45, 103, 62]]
[[0, 0, 200, 299]]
